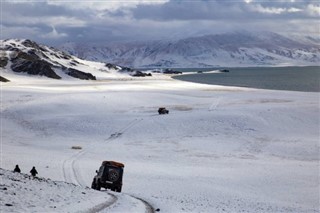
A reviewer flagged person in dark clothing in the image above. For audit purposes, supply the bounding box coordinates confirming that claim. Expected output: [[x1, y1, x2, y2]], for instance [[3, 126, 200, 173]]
[[30, 166, 38, 177], [14, 165, 21, 173]]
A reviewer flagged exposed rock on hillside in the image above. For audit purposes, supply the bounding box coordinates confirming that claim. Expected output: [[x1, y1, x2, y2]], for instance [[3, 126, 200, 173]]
[[1, 39, 151, 81], [66, 68, 96, 80], [11, 51, 61, 79], [0, 57, 8, 67], [0, 76, 10, 82]]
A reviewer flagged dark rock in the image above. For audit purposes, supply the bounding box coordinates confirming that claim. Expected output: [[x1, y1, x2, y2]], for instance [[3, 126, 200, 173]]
[[53, 53, 61, 59], [66, 68, 96, 80], [5, 203, 13, 207], [27, 49, 39, 59], [5, 46, 20, 52], [120, 66, 133, 72], [0, 57, 8, 67], [60, 52, 72, 60], [105, 63, 118, 69], [71, 60, 80, 64], [22, 39, 41, 50], [155, 208, 160, 211], [132, 71, 149, 77], [0, 76, 10, 82], [39, 46, 48, 52], [163, 69, 182, 74], [11, 58, 61, 79], [42, 53, 50, 59], [13, 51, 39, 61]]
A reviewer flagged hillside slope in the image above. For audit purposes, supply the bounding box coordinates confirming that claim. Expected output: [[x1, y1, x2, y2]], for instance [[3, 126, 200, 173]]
[[0, 168, 111, 212], [0, 39, 149, 81]]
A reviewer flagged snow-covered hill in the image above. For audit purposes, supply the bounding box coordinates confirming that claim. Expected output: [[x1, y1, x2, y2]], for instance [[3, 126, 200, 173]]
[[59, 31, 320, 68], [1, 77, 319, 212], [0, 39, 151, 81], [0, 168, 111, 212], [0, 168, 155, 212]]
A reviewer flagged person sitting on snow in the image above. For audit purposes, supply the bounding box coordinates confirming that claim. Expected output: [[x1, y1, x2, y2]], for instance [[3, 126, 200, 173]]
[[14, 165, 21, 173], [30, 166, 38, 177]]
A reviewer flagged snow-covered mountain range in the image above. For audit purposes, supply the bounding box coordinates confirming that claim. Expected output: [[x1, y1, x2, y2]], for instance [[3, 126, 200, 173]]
[[0, 39, 149, 81], [59, 31, 320, 68]]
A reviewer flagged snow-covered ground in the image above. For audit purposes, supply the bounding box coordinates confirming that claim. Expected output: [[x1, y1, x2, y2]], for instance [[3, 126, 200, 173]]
[[1, 74, 319, 212]]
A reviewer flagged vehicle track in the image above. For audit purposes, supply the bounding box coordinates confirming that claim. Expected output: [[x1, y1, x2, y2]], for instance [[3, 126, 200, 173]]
[[107, 118, 143, 140], [62, 120, 155, 212], [86, 193, 118, 213], [62, 150, 85, 186], [130, 195, 155, 213], [98, 193, 155, 213]]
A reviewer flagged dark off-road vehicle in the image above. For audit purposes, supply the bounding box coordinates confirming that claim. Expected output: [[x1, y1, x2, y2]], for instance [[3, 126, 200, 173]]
[[91, 161, 124, 192], [158, 107, 169, 115]]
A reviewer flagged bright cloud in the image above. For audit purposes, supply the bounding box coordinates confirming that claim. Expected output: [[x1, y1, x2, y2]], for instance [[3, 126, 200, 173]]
[[252, 4, 302, 14], [307, 4, 320, 16]]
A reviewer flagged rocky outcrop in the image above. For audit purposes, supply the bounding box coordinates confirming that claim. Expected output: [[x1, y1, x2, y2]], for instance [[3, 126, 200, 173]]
[[11, 59, 61, 79], [0, 57, 8, 68], [0, 76, 10, 82], [66, 68, 96, 80], [132, 71, 152, 77], [3, 40, 94, 80], [1, 39, 133, 80]]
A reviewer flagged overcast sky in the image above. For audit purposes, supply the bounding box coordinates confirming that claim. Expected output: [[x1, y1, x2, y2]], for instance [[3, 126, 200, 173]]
[[1, 0, 319, 45]]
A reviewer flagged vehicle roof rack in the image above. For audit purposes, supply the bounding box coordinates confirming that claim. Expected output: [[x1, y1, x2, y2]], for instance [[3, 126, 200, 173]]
[[102, 161, 125, 168]]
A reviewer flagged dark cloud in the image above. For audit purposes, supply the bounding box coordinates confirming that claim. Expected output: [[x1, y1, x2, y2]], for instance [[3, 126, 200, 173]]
[[3, 1, 71, 18], [129, 0, 317, 21], [131, 1, 250, 21], [1, 0, 318, 45]]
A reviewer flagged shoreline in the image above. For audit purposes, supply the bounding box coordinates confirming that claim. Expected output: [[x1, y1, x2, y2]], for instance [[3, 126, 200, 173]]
[[172, 66, 320, 93]]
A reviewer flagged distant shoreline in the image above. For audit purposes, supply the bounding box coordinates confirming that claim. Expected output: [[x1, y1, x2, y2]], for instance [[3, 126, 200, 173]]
[[172, 66, 320, 92]]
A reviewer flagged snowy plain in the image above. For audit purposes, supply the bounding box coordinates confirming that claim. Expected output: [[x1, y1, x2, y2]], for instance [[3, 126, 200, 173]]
[[0, 72, 319, 212]]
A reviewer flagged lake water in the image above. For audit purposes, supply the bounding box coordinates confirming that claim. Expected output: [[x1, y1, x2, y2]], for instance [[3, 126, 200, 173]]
[[172, 66, 320, 92]]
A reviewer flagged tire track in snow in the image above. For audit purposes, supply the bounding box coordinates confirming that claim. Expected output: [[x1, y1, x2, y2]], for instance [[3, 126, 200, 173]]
[[130, 195, 155, 213], [71, 152, 87, 187], [62, 151, 120, 212], [107, 118, 143, 140], [61, 124, 155, 212], [62, 150, 85, 186], [86, 193, 118, 213], [98, 193, 155, 213]]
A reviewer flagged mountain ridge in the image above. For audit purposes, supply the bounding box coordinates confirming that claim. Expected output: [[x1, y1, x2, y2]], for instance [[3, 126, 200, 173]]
[[59, 31, 320, 68]]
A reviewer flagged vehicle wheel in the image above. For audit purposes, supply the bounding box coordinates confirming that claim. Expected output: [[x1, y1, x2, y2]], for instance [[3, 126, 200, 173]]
[[116, 186, 122, 192], [91, 180, 96, 189], [108, 169, 120, 182], [96, 182, 101, 191]]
